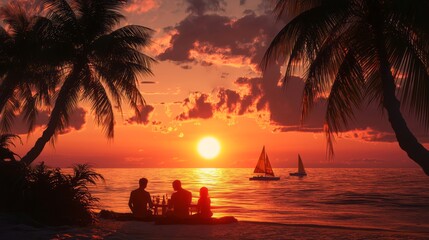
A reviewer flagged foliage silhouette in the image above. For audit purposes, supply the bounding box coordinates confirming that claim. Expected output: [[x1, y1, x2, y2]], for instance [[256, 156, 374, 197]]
[[0, 2, 59, 134], [20, 0, 155, 165], [0, 162, 103, 226], [263, 0, 429, 175], [0, 133, 22, 161], [0, 0, 155, 165]]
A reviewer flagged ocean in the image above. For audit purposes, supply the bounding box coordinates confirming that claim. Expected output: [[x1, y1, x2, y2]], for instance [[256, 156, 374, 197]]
[[91, 168, 429, 233], [1, 167, 428, 239]]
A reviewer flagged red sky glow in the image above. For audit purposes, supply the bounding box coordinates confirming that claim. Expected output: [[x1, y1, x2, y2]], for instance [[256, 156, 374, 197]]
[[6, 0, 429, 168]]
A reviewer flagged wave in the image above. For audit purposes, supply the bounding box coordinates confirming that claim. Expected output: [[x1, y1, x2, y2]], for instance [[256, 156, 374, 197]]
[[320, 191, 429, 209], [239, 220, 403, 233]]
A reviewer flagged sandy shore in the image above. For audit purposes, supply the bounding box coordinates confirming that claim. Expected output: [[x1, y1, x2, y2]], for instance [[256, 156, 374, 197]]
[[1, 216, 428, 240]]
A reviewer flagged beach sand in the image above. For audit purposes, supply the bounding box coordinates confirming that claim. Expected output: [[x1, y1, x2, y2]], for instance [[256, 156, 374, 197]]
[[1, 216, 428, 240]]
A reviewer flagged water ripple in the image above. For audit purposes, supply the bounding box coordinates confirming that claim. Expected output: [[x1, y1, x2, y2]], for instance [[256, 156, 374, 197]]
[[87, 168, 429, 232]]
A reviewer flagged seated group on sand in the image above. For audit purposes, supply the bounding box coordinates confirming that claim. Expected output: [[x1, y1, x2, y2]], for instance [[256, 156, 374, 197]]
[[128, 178, 213, 220]]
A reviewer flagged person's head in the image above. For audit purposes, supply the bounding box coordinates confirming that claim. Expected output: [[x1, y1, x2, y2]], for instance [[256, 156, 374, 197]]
[[139, 178, 148, 189], [172, 180, 182, 191], [199, 187, 209, 198]]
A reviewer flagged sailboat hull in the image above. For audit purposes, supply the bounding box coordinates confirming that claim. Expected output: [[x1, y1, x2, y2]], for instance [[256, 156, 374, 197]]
[[249, 176, 280, 181], [289, 172, 307, 177]]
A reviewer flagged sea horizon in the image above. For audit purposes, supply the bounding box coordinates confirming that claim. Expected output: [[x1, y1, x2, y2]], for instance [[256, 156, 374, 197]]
[[56, 166, 425, 169]]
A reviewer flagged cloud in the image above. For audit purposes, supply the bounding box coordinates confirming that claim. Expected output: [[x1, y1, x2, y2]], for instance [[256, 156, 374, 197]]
[[174, 66, 429, 143], [124, 0, 158, 14], [185, 0, 226, 15], [10, 107, 87, 135], [59, 108, 87, 134], [161, 0, 429, 144], [126, 105, 155, 125], [176, 92, 214, 120], [216, 88, 240, 114], [158, 10, 281, 69]]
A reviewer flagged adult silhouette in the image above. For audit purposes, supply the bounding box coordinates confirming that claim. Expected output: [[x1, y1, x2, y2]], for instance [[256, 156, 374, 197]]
[[128, 178, 153, 218], [169, 180, 192, 218]]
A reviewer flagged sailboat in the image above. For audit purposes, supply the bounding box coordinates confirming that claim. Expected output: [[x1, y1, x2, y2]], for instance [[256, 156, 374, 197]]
[[289, 154, 307, 176], [249, 146, 280, 181]]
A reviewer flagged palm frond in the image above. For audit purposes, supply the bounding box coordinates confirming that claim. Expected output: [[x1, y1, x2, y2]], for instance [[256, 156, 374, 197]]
[[263, 1, 351, 77], [18, 84, 38, 134], [383, 15, 429, 130], [47, 72, 81, 136], [74, 0, 125, 39], [81, 68, 115, 138], [92, 25, 155, 51], [72, 164, 104, 186], [0, 97, 19, 134], [325, 52, 364, 132], [300, 26, 351, 121], [0, 133, 22, 148], [0, 3, 31, 36], [0, 78, 16, 115], [42, 0, 77, 31]]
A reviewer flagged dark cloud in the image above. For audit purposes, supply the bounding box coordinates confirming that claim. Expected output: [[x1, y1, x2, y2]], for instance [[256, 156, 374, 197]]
[[185, 0, 226, 15], [59, 108, 87, 134], [216, 88, 240, 114], [126, 105, 154, 125], [10, 110, 49, 135], [176, 93, 214, 120], [10, 107, 87, 135], [175, 66, 429, 143], [166, 0, 429, 144], [158, 10, 280, 68]]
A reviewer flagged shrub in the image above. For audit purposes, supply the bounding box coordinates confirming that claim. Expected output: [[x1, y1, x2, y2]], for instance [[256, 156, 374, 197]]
[[0, 162, 103, 226]]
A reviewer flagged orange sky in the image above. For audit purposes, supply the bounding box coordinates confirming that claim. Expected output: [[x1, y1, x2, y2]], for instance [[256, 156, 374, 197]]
[[8, 0, 429, 168]]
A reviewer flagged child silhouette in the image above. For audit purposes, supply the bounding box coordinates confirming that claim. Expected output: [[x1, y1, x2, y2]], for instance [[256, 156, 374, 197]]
[[196, 186, 213, 218]]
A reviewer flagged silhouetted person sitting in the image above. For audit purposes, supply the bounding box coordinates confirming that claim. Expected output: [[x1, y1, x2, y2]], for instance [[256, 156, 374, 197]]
[[168, 180, 192, 218], [129, 178, 153, 218], [196, 186, 213, 218]]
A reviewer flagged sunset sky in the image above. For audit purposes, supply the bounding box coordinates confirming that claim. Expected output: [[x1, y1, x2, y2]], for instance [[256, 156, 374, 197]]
[[8, 0, 429, 168]]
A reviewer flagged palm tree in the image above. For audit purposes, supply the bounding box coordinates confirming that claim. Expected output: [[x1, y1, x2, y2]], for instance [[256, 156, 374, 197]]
[[0, 133, 22, 161], [263, 0, 429, 175], [0, 2, 59, 134], [20, 0, 155, 165]]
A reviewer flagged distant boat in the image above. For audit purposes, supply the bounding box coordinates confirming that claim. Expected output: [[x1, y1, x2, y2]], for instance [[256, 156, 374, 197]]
[[249, 146, 280, 181], [289, 154, 307, 177]]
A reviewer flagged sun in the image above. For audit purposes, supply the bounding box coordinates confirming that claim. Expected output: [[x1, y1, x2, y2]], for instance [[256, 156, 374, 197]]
[[197, 136, 221, 159]]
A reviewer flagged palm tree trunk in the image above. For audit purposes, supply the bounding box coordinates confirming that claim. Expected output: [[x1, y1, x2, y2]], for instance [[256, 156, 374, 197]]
[[20, 70, 81, 165], [379, 58, 429, 175], [372, 11, 429, 175]]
